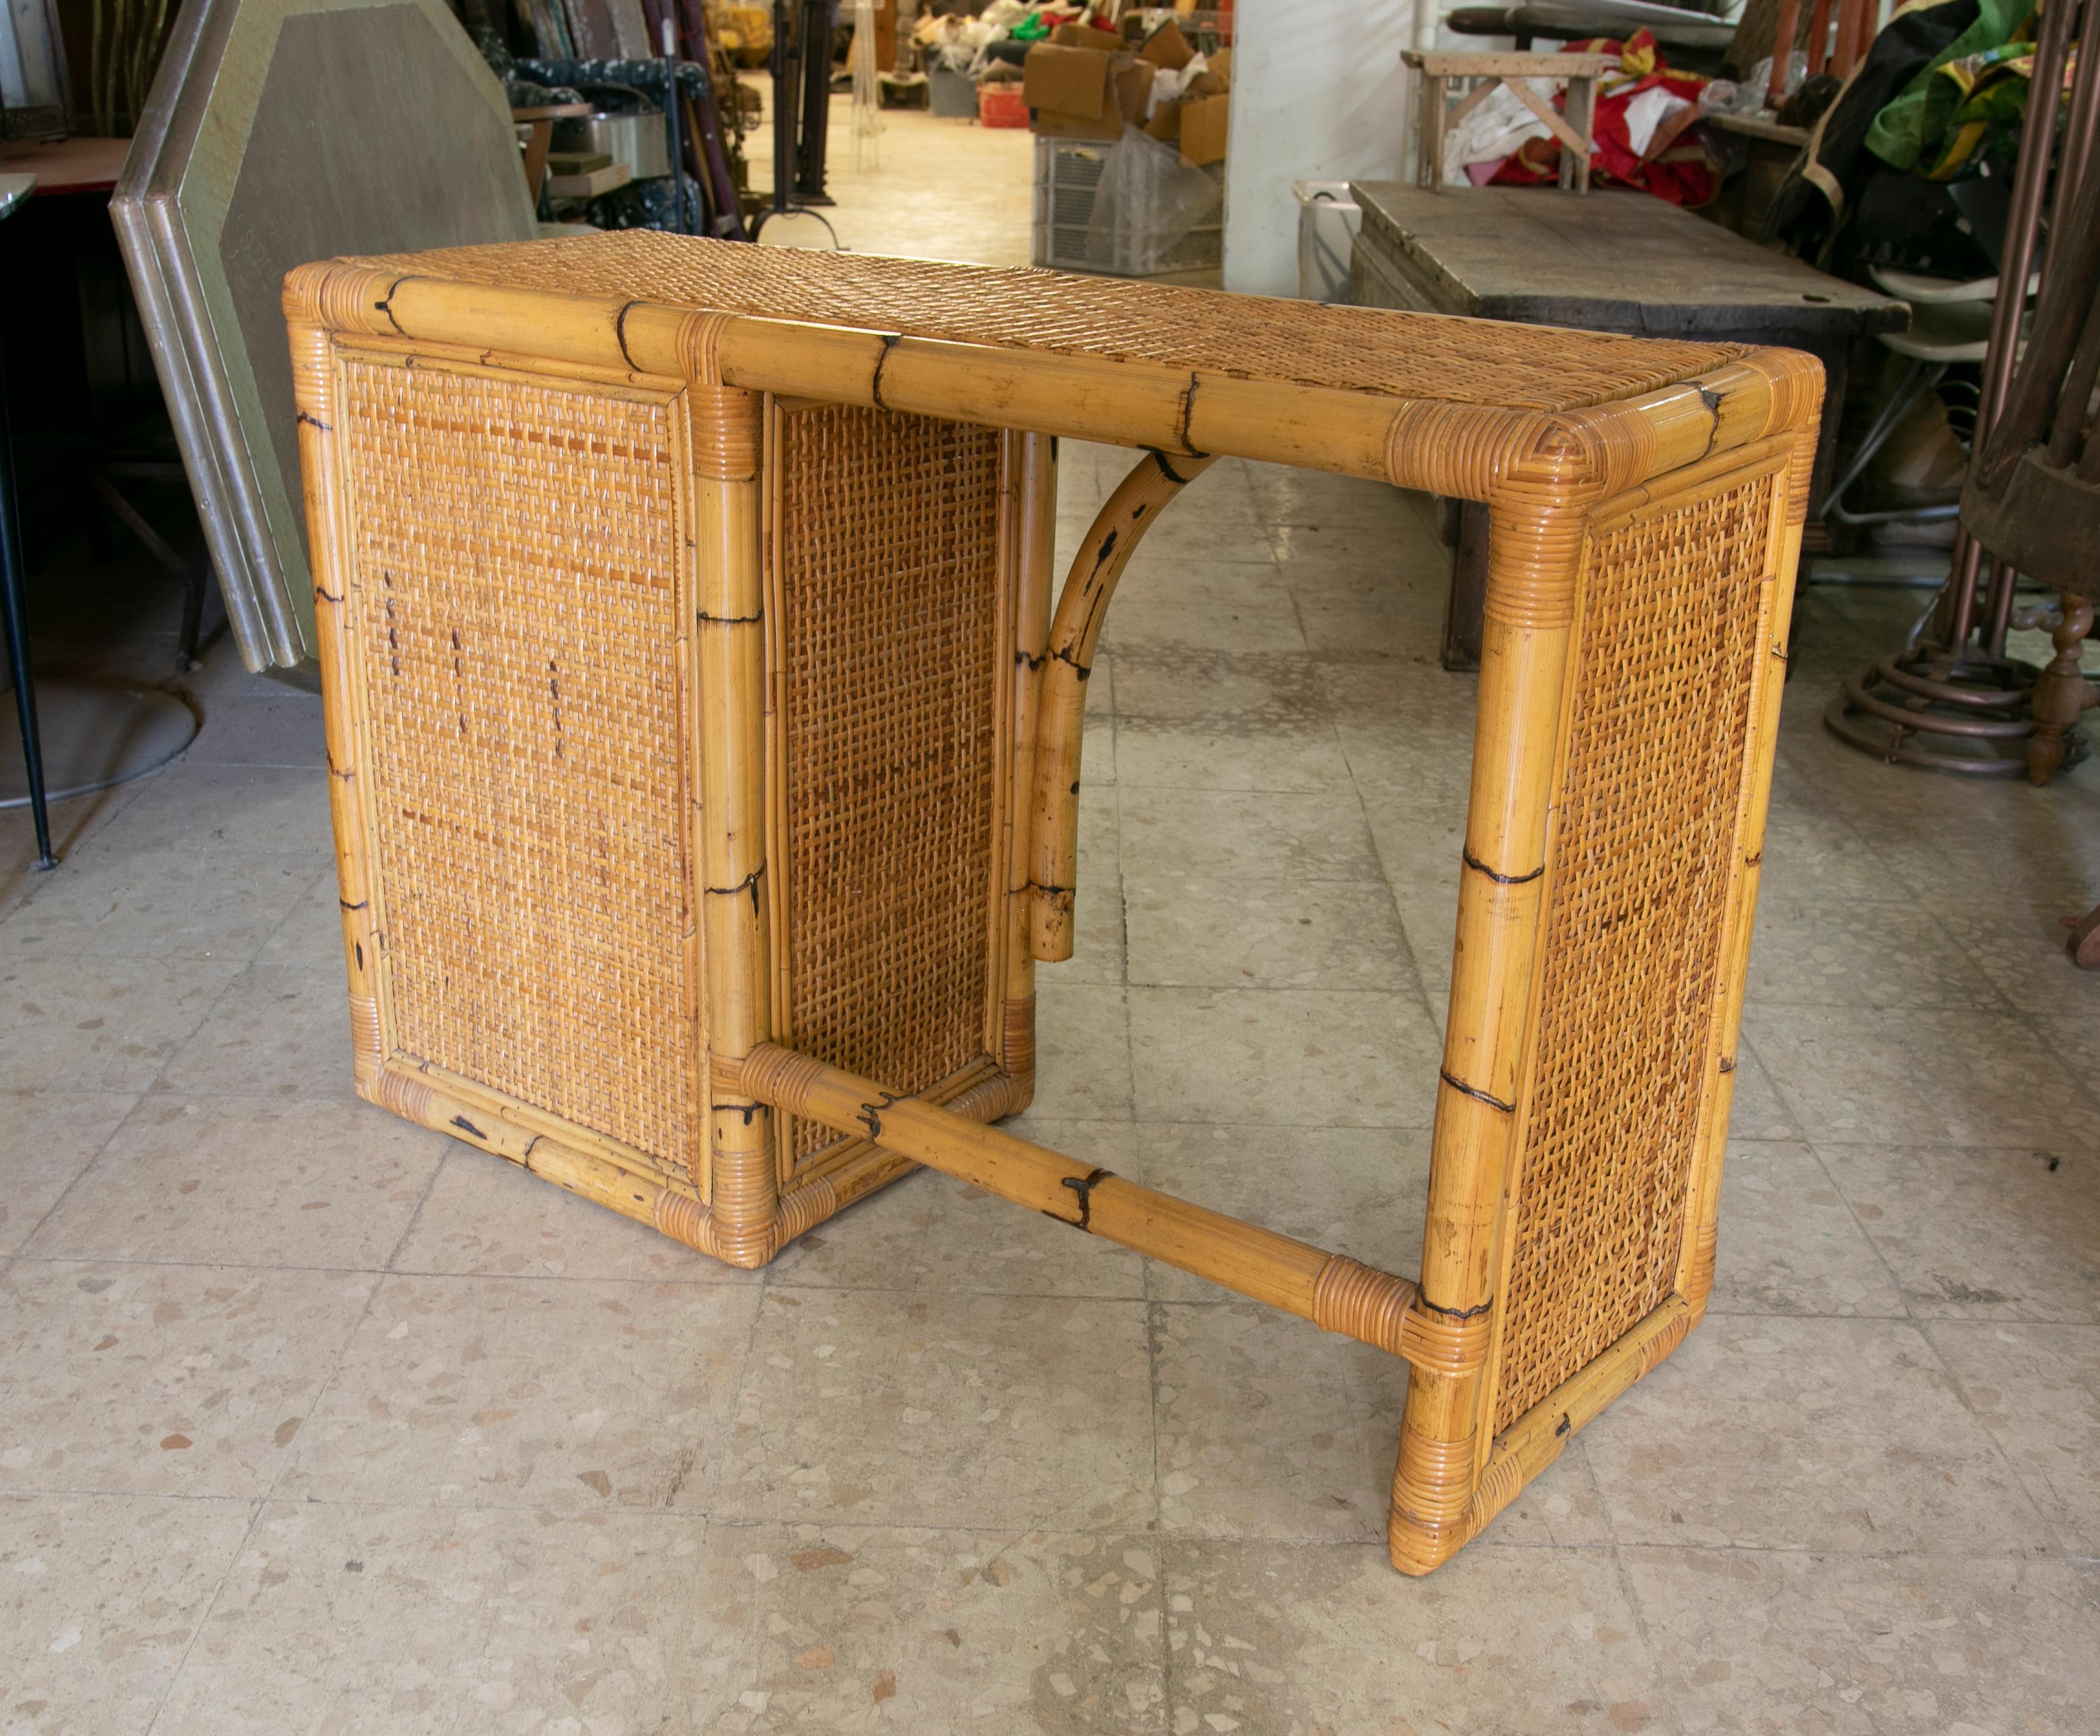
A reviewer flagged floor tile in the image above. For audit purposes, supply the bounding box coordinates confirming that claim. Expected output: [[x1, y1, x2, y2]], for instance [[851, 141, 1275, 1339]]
[[712, 1523, 1166, 1733], [1583, 1314, 2052, 1554], [1153, 1303, 1397, 1544], [717, 1289, 1154, 1532], [1244, 464, 1422, 531], [1133, 1123, 1428, 1307], [0, 1491, 255, 1734], [0, 955, 240, 1093], [1128, 989, 1440, 1128], [1111, 647, 1327, 729], [1705, 1141, 1905, 1319], [152, 1502, 740, 1735], [1125, 875, 1413, 992], [179, 692, 327, 770], [1164, 1539, 1666, 1735], [1927, 1320, 2100, 1555], [0, 845, 317, 963], [390, 1142, 754, 1284], [156, 961, 358, 1101], [0, 1090, 139, 1257], [1818, 1143, 2100, 1322], [1624, 1548, 2100, 1736], [281, 1275, 756, 1514], [1119, 787, 1383, 887], [1060, 794, 1128, 986], [1722, 1034, 1805, 1142], [257, 861, 346, 967], [1746, 898, 2006, 1011], [90, 763, 332, 858], [1033, 983, 1134, 1121], [1114, 717, 1355, 794], [1102, 568, 1303, 658], [0, 1261, 374, 1498], [1743, 1003, 2100, 1152], [28, 1096, 445, 1271]]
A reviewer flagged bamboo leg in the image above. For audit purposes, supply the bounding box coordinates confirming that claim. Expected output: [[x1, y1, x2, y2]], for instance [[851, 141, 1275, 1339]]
[[284, 303, 387, 1100], [1004, 432, 1057, 1090], [687, 384, 778, 1268], [1388, 499, 1580, 1577], [739, 1042, 1465, 1365], [1029, 449, 1217, 961]]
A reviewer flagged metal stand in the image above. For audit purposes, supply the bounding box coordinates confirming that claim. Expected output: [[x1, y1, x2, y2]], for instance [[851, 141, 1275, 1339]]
[[749, 0, 841, 245], [1825, 0, 2085, 778]]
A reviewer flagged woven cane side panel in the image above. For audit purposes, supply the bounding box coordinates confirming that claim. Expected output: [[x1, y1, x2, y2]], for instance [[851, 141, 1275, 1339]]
[[337, 357, 697, 1175], [1493, 476, 1773, 1431], [778, 406, 1002, 1161]]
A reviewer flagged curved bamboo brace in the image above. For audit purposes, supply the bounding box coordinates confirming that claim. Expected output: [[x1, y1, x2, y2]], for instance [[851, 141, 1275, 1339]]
[[739, 1042, 1485, 1372], [1028, 449, 1217, 961]]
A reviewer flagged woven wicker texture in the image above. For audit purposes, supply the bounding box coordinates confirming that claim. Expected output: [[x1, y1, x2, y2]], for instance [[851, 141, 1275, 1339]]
[[1493, 475, 1772, 1430], [349, 231, 1743, 413], [776, 404, 1003, 1163], [339, 357, 696, 1175]]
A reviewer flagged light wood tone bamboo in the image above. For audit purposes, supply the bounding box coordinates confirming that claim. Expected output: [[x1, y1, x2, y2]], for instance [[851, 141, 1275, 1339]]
[[285, 238, 1824, 1579], [1003, 432, 1058, 1089], [687, 385, 776, 1266], [1031, 450, 1216, 961]]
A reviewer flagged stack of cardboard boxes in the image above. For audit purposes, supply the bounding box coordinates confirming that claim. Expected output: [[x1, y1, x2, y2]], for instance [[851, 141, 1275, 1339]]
[[1020, 18, 1228, 167]]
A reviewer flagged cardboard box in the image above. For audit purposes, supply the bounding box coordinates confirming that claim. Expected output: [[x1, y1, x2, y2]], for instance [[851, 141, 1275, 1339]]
[[1024, 43, 1110, 120], [1139, 18, 1194, 71], [1208, 46, 1231, 84], [1033, 107, 1123, 141], [1051, 21, 1123, 52], [1027, 48, 1153, 141], [1183, 68, 1227, 99], [1178, 90, 1228, 167], [1143, 102, 1180, 143], [1115, 58, 1156, 124]]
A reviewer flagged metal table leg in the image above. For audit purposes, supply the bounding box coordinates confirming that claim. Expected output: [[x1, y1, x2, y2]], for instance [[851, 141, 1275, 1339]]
[[0, 324, 54, 870]]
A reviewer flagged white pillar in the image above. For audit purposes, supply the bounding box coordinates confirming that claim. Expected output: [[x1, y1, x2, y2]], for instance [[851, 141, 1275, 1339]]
[[1221, 0, 1420, 298]]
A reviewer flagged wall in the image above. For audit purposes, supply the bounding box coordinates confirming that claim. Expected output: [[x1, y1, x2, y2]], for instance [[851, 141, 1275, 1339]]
[[1220, 0, 1419, 298]]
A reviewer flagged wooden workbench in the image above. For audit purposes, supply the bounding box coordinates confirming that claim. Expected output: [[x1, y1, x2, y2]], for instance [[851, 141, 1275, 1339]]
[[1349, 181, 1904, 664]]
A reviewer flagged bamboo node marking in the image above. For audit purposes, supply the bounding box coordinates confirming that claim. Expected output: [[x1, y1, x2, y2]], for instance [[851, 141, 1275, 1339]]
[[1460, 845, 1543, 886], [1053, 1167, 1113, 1232], [1438, 1069, 1516, 1114]]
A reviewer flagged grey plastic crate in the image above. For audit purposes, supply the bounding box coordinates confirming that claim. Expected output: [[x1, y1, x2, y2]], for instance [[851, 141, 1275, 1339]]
[[1030, 135, 1224, 278]]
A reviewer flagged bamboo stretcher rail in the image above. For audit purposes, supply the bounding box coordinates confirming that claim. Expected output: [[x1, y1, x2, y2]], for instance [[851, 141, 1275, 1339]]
[[739, 1042, 1478, 1367]]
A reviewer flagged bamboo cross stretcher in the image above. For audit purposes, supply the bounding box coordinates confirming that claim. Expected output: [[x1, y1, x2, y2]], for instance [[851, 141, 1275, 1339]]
[[283, 234, 1820, 1574]]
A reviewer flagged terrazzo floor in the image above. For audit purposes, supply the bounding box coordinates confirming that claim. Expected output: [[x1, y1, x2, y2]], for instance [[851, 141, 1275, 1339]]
[[0, 90, 2096, 1736]]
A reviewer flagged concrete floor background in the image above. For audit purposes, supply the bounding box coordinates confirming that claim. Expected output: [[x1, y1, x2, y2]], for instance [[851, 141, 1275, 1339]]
[[0, 91, 2096, 1736]]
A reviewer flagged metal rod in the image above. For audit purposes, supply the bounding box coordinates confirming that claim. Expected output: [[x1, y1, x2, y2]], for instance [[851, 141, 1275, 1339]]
[[1950, 0, 2079, 648], [0, 325, 54, 869]]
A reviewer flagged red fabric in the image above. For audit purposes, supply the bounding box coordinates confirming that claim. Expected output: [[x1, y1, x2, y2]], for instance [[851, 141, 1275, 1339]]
[[1488, 30, 1720, 206]]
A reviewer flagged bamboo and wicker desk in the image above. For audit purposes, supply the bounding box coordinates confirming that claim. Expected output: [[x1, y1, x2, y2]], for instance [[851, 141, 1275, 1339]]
[[284, 232, 1819, 1575]]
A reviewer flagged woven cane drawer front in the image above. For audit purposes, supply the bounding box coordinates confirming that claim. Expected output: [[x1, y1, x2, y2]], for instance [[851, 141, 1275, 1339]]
[[775, 405, 1005, 1163], [1493, 474, 1774, 1431], [337, 356, 698, 1176]]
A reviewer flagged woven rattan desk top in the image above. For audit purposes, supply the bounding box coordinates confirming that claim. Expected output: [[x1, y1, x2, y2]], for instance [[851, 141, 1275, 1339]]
[[347, 230, 1748, 415]]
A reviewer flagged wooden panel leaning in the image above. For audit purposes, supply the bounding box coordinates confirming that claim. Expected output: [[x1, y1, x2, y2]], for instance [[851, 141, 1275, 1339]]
[[282, 233, 1821, 1575]]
